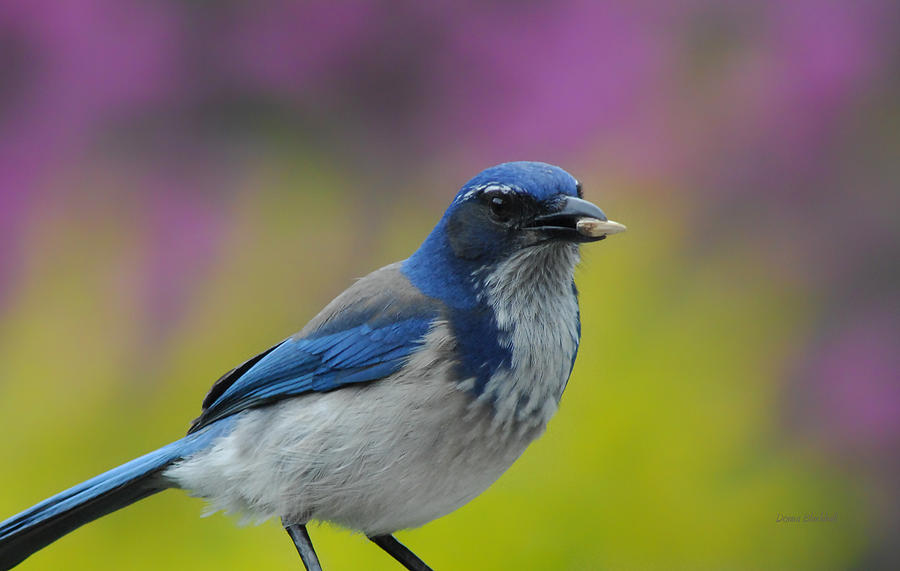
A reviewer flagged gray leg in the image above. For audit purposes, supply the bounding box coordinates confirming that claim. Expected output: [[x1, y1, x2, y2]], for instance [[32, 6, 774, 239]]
[[369, 534, 433, 571], [284, 520, 322, 571]]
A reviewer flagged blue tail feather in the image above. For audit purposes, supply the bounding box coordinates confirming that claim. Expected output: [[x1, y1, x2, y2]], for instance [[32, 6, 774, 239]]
[[0, 420, 233, 570]]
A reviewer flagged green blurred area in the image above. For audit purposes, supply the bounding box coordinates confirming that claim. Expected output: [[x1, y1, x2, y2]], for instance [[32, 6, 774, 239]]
[[0, 163, 866, 570]]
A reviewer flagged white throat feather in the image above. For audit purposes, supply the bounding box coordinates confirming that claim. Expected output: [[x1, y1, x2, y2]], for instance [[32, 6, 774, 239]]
[[470, 242, 581, 432]]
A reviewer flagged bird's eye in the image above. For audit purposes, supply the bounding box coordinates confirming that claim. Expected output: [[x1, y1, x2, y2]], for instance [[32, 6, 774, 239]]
[[488, 194, 517, 223]]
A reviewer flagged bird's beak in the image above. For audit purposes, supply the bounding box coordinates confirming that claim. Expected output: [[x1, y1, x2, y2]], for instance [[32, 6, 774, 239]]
[[526, 196, 626, 243]]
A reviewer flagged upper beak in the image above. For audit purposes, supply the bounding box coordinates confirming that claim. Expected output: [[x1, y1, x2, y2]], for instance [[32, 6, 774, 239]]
[[526, 196, 627, 243]]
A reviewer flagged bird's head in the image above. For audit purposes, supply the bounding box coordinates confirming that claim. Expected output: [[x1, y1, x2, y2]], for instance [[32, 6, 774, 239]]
[[443, 161, 624, 258], [404, 161, 625, 307]]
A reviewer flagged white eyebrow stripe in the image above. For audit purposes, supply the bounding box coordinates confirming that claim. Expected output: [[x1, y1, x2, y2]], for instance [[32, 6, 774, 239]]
[[455, 183, 521, 204]]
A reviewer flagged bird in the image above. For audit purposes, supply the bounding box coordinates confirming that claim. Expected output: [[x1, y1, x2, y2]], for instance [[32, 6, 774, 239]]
[[0, 161, 625, 570]]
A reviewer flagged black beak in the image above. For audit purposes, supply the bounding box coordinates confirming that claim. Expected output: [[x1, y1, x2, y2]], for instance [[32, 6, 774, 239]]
[[525, 196, 626, 243]]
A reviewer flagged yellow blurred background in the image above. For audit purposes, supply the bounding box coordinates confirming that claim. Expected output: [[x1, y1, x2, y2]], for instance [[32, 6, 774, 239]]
[[1, 2, 897, 569]]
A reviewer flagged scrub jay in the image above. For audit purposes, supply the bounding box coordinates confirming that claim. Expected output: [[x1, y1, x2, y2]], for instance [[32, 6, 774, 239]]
[[0, 161, 625, 570]]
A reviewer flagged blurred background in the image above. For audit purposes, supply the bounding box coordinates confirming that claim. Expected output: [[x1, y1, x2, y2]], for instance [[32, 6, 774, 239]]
[[1, 1, 897, 569]]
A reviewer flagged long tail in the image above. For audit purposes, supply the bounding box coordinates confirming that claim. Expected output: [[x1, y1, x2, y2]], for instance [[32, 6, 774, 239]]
[[0, 421, 232, 570]]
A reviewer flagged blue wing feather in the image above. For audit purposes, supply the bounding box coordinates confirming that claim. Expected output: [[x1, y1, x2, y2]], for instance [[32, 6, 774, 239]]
[[186, 263, 445, 433], [189, 315, 434, 431]]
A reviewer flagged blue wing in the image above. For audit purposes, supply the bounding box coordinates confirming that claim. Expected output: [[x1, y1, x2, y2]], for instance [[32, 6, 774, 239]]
[[188, 263, 443, 432]]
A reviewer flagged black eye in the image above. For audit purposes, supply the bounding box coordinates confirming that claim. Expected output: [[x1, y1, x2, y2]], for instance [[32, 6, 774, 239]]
[[488, 194, 517, 223]]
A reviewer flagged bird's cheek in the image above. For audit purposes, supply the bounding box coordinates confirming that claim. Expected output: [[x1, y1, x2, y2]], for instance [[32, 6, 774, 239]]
[[446, 218, 494, 261]]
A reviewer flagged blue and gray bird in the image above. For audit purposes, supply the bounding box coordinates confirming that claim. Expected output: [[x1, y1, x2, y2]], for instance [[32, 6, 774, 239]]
[[0, 161, 625, 570]]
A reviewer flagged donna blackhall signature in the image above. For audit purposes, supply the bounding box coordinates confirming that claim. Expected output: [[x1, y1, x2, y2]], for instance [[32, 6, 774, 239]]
[[776, 512, 837, 523]]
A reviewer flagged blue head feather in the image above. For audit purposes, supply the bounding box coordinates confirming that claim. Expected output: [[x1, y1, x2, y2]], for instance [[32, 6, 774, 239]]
[[452, 161, 581, 204]]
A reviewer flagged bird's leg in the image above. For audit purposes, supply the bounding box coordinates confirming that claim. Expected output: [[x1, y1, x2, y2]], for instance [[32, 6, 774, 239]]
[[368, 534, 433, 571], [283, 520, 322, 571]]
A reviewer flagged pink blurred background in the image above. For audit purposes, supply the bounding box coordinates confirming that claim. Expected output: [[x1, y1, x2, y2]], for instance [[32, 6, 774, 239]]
[[1, 1, 897, 569]]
